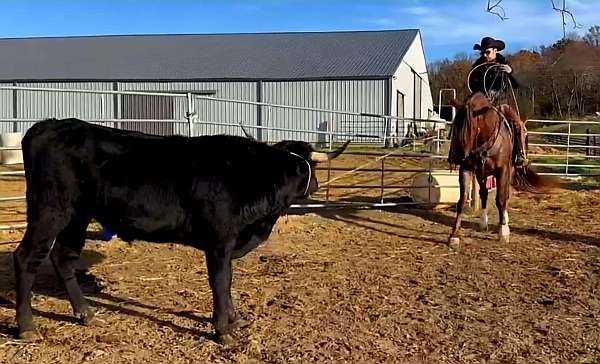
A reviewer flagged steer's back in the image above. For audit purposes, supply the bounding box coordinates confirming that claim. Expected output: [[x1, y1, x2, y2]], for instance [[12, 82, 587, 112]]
[[21, 118, 296, 244], [22, 119, 201, 242]]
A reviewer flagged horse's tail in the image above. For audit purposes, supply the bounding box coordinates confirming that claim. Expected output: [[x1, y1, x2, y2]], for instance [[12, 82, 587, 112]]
[[511, 167, 562, 193]]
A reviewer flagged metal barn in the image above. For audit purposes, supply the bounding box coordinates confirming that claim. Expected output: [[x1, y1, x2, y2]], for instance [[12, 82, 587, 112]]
[[0, 30, 434, 144]]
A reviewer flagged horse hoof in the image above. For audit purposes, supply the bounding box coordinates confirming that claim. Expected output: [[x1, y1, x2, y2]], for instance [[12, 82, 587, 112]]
[[448, 237, 460, 249], [18, 329, 42, 342], [499, 235, 510, 244], [217, 334, 235, 346], [479, 224, 488, 233]]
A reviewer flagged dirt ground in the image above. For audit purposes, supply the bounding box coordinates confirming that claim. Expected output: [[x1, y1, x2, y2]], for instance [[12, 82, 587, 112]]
[[0, 155, 599, 363]]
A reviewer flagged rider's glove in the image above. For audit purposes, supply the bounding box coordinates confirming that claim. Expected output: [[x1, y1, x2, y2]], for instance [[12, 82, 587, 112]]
[[499, 64, 512, 73]]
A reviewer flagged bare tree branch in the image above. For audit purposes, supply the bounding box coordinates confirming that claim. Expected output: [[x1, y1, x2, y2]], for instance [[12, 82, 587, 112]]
[[484, 0, 581, 38], [550, 0, 582, 38], [486, 0, 508, 20]]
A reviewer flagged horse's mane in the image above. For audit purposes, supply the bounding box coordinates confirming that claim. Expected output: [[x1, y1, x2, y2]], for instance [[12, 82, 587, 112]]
[[450, 104, 467, 154]]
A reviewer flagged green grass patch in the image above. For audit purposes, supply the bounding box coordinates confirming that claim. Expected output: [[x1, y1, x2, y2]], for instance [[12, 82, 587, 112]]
[[530, 154, 600, 176], [528, 121, 600, 135]]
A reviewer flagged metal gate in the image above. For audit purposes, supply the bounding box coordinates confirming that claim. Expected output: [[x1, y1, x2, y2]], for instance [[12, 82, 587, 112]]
[[2, 85, 597, 231]]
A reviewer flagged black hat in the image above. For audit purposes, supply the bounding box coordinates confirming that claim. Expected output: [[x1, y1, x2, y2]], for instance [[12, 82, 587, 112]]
[[473, 37, 505, 51]]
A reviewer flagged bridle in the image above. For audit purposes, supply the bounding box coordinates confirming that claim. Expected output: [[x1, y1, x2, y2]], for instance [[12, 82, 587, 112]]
[[464, 102, 507, 165]]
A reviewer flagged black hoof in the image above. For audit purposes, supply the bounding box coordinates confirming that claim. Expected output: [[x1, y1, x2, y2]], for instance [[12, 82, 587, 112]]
[[217, 333, 235, 346], [18, 329, 42, 342], [75, 308, 97, 326]]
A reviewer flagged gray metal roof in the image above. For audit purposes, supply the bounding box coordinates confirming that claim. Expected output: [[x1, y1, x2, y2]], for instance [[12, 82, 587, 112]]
[[0, 30, 419, 81]]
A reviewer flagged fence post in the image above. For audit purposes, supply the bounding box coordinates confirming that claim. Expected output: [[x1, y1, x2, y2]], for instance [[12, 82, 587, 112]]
[[12, 82, 18, 132], [586, 128, 591, 159], [380, 158, 385, 203], [186, 92, 194, 137], [382, 117, 388, 148], [565, 122, 571, 175], [328, 118, 333, 151], [325, 160, 331, 203], [428, 156, 433, 205]]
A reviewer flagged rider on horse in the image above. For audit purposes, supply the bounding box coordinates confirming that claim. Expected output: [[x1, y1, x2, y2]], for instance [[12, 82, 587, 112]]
[[448, 36, 528, 167]]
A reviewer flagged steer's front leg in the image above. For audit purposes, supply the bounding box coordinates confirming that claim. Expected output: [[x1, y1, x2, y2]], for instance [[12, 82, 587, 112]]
[[205, 246, 235, 345]]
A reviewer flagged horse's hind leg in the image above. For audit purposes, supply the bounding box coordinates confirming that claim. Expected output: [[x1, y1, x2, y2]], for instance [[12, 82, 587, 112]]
[[13, 218, 66, 340], [449, 167, 472, 248], [50, 216, 95, 326], [496, 167, 511, 243]]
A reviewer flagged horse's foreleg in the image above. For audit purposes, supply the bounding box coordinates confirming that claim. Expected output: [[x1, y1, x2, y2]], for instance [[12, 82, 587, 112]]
[[496, 167, 511, 243], [477, 175, 489, 232], [449, 167, 472, 248]]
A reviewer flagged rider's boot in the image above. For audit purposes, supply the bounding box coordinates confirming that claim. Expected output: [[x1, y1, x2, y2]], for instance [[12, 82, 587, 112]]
[[501, 105, 528, 168]]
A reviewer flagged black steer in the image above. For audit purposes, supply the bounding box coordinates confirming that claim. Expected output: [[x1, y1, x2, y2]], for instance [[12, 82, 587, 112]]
[[13, 118, 349, 343]]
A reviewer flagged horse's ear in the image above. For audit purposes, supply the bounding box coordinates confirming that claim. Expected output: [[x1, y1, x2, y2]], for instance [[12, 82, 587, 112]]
[[449, 98, 463, 109]]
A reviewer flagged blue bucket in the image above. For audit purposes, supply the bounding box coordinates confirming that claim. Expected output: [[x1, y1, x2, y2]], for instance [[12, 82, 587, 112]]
[[100, 227, 116, 241]]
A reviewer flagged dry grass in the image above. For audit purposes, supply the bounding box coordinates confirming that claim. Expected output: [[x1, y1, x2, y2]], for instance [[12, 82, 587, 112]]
[[0, 159, 599, 363]]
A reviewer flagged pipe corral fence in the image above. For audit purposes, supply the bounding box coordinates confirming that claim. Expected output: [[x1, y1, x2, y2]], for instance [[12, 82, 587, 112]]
[[1, 86, 599, 231]]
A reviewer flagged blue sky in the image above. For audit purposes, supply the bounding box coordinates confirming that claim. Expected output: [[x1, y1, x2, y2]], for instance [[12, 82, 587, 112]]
[[1, 0, 599, 63]]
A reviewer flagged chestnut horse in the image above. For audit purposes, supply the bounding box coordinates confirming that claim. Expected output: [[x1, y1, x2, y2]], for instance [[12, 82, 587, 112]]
[[447, 92, 553, 247]]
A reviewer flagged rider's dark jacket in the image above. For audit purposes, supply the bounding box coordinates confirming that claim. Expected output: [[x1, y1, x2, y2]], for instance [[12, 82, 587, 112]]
[[468, 54, 519, 97]]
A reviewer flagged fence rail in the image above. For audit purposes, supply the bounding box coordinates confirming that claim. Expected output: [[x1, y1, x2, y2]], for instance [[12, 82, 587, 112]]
[[2, 86, 600, 232], [527, 119, 600, 176], [0, 85, 449, 231]]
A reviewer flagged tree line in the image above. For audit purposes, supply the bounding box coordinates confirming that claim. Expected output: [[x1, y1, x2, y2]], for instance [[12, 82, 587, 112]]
[[429, 26, 600, 121]]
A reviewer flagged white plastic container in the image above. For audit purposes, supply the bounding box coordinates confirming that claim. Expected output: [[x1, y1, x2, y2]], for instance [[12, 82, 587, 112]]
[[0, 132, 24, 164], [411, 170, 460, 205]]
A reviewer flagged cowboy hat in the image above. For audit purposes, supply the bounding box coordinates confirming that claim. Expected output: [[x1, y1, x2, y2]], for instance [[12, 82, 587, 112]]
[[473, 36, 505, 51]]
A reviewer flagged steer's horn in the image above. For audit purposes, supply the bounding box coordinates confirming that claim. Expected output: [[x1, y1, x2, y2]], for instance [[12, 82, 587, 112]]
[[239, 123, 256, 140], [310, 140, 351, 162]]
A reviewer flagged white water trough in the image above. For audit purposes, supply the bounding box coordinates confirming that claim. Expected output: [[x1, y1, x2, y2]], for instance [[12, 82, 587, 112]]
[[411, 170, 460, 206], [411, 170, 496, 207]]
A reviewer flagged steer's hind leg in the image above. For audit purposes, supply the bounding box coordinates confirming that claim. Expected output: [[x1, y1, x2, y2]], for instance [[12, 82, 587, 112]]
[[14, 221, 65, 340], [50, 217, 96, 326]]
